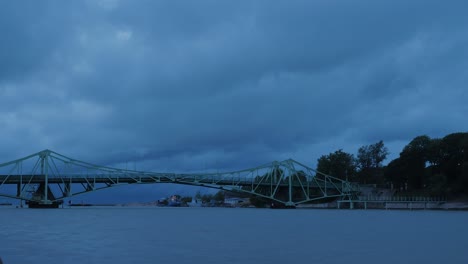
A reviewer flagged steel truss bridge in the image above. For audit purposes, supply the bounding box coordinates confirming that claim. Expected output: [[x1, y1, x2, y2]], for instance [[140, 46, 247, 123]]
[[0, 150, 359, 208]]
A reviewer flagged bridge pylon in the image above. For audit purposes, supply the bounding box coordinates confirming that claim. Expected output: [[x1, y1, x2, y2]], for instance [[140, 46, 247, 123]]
[[25, 150, 62, 208]]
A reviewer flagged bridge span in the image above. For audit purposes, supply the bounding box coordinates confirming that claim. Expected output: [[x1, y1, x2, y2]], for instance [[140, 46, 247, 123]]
[[0, 150, 359, 208]]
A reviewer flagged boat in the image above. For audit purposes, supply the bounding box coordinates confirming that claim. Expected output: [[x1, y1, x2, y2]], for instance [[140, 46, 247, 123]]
[[26, 200, 63, 208], [167, 195, 181, 207]]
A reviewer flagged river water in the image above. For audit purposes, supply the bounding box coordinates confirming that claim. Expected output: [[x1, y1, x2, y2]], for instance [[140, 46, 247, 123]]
[[0, 207, 467, 264]]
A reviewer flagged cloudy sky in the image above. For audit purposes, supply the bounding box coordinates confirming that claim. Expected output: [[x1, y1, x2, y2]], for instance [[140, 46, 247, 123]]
[[1, 0, 468, 201]]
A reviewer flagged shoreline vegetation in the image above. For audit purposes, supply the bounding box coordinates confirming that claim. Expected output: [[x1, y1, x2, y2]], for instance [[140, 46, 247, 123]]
[[314, 132, 468, 201], [64, 187, 468, 210], [63, 200, 468, 210]]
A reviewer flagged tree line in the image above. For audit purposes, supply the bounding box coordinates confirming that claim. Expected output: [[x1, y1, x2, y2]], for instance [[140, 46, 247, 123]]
[[316, 132, 468, 197]]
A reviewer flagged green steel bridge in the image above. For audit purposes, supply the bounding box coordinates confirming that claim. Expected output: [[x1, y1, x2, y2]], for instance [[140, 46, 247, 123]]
[[0, 150, 359, 208]]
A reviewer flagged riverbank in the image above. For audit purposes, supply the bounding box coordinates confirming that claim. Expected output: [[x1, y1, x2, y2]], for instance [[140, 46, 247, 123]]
[[296, 200, 468, 210]]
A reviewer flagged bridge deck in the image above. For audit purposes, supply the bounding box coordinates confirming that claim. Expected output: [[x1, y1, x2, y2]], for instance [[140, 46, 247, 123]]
[[0, 175, 350, 189]]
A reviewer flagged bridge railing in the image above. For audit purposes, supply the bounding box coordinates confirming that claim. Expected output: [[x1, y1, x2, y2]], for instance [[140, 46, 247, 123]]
[[358, 195, 447, 202]]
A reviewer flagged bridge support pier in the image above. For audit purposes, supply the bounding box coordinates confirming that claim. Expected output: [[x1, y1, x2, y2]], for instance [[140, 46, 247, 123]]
[[27, 198, 63, 208], [337, 200, 355, 209], [16, 183, 21, 197], [26, 183, 63, 208], [27, 201, 61, 208], [17, 183, 24, 208], [65, 182, 71, 197]]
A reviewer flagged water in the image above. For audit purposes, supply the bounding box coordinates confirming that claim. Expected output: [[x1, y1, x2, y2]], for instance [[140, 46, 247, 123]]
[[1, 207, 468, 264]]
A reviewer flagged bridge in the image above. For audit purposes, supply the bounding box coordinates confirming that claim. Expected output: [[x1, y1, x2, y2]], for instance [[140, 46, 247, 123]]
[[0, 150, 359, 208]]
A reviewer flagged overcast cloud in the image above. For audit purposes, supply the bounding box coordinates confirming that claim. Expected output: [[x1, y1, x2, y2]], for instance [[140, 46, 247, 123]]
[[1, 1, 468, 200]]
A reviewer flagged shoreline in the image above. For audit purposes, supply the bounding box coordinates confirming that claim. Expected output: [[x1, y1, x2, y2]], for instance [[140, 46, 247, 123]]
[[297, 201, 468, 210], [3, 198, 468, 211]]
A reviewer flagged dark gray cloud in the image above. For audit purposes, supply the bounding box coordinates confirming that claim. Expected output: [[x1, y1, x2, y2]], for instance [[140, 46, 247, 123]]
[[1, 0, 468, 201]]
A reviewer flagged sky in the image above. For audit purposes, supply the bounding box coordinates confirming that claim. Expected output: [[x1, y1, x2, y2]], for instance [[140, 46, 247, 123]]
[[1, 0, 468, 202]]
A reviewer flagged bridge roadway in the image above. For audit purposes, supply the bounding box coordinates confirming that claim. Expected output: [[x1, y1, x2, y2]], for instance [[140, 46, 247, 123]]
[[0, 174, 346, 189]]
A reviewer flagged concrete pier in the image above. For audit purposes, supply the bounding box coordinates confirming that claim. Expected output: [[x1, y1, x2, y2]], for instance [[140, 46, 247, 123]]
[[338, 196, 446, 210]]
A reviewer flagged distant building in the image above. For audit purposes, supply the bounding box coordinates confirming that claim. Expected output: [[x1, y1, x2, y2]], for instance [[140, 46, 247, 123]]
[[223, 191, 250, 207], [224, 197, 249, 207]]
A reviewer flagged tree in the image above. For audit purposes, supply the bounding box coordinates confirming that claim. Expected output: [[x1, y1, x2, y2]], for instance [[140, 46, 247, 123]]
[[357, 140, 389, 169], [427, 138, 443, 166], [356, 140, 389, 184], [201, 194, 213, 203], [377, 132, 468, 197], [316, 149, 356, 181], [213, 190, 225, 202], [399, 135, 432, 189], [384, 133, 468, 193], [385, 158, 406, 190], [439, 133, 468, 193], [195, 191, 202, 200], [401, 135, 431, 158], [180, 196, 193, 204]]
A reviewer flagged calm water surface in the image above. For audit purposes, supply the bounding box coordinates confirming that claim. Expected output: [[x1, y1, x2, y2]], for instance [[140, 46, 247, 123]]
[[1, 207, 467, 264]]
